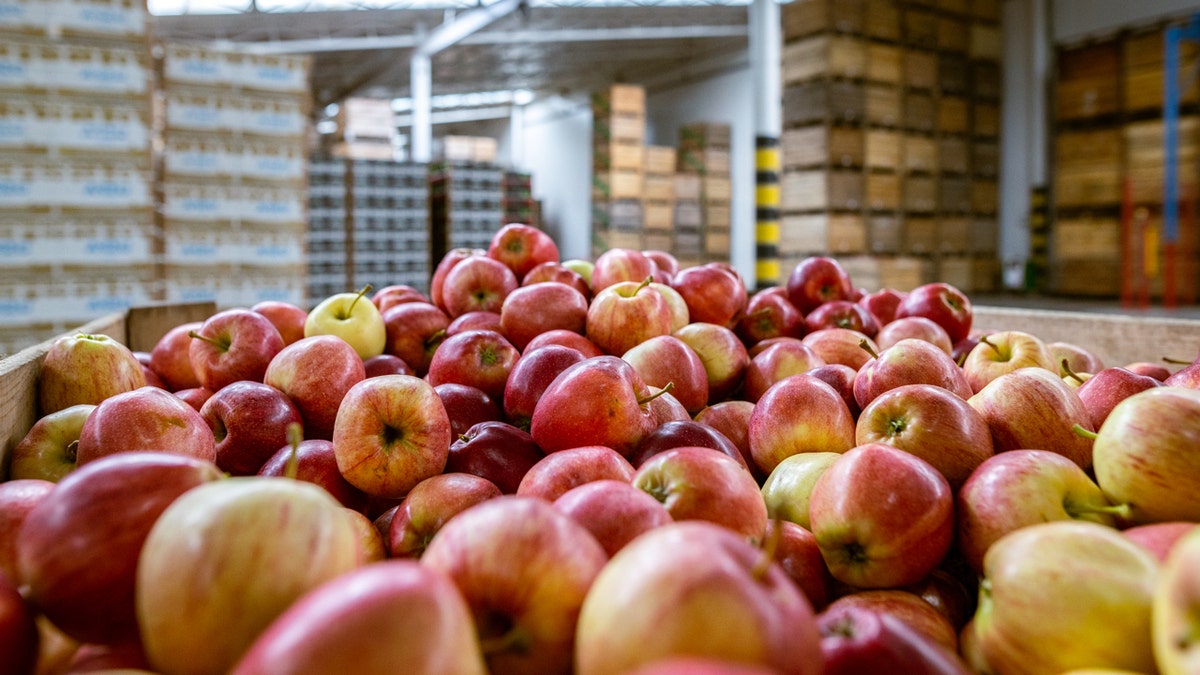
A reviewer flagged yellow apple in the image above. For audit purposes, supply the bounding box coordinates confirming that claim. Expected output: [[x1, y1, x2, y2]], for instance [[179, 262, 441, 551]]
[[304, 285, 386, 359]]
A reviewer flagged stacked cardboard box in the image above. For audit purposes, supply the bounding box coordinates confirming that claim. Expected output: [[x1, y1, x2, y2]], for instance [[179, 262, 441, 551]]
[[592, 84, 647, 256], [157, 42, 311, 308], [678, 122, 733, 264], [331, 97, 397, 161], [0, 0, 158, 354]]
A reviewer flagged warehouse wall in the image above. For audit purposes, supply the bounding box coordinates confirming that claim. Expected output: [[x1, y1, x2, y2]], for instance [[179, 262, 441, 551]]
[[1053, 0, 1200, 42], [520, 95, 594, 261]]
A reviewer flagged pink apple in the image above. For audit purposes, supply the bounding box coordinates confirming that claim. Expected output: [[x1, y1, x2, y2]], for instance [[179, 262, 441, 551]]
[[853, 338, 973, 410], [743, 339, 826, 403], [446, 310, 504, 337], [804, 301, 880, 338], [387, 472, 502, 558], [586, 278, 673, 356], [694, 399, 757, 476], [590, 247, 656, 294], [258, 439, 370, 514], [425, 329, 520, 403], [806, 363, 861, 418], [671, 263, 748, 329], [174, 386, 214, 411], [802, 328, 878, 371], [771, 519, 835, 611], [523, 329, 604, 358], [621, 335, 710, 414], [264, 335, 366, 441], [430, 247, 484, 313], [748, 374, 857, 475], [75, 386, 217, 465], [821, 589, 959, 654], [370, 284, 428, 314], [673, 322, 751, 404], [381, 301, 449, 377], [149, 322, 204, 392], [529, 356, 659, 458], [522, 261, 591, 299], [488, 222, 560, 279], [893, 282, 973, 344], [632, 446, 767, 539], [499, 281, 588, 351], [136, 351, 167, 389], [200, 381, 304, 476], [1124, 361, 1172, 381], [858, 288, 907, 326], [1075, 366, 1163, 429], [516, 445, 636, 501], [874, 316, 953, 354], [440, 254, 519, 318], [1122, 521, 1198, 562], [552, 479, 674, 556], [0, 479, 55, 583], [251, 301, 307, 345], [967, 367, 1095, 470], [786, 256, 854, 314], [643, 249, 681, 278]]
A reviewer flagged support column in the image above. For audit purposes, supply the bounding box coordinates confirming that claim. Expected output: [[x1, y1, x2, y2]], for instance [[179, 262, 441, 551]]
[[749, 0, 782, 290], [410, 52, 432, 164]]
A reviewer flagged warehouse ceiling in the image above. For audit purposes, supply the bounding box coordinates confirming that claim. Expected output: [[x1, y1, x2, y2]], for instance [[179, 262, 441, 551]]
[[150, 1, 753, 111]]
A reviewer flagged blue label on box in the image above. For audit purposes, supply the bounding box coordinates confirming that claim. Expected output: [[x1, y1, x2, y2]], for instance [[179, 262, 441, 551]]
[[86, 297, 132, 313], [0, 298, 32, 316], [85, 239, 134, 256], [84, 182, 131, 198], [80, 123, 131, 144], [0, 240, 30, 258], [80, 7, 130, 27]]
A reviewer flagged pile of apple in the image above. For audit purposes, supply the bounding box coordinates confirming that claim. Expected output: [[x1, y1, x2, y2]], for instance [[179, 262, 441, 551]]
[[2, 222, 1200, 675]]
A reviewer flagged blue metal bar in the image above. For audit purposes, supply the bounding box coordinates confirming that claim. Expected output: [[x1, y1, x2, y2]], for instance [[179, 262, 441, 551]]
[[1164, 14, 1200, 245]]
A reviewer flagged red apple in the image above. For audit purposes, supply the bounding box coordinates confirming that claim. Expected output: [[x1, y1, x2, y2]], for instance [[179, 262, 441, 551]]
[[173, 386, 213, 411], [446, 309, 504, 337], [264, 335, 366, 441], [370, 284, 428, 313], [258, 439, 370, 513], [736, 289, 804, 347], [430, 247, 484, 313], [0, 479, 55, 583], [552, 479, 674, 556], [8, 404, 94, 483], [516, 445, 636, 501], [1049, 341, 1105, 378], [694, 399, 757, 474], [499, 281, 588, 351], [488, 222, 560, 279], [251, 300, 307, 346], [671, 263, 748, 329], [857, 288, 907, 326], [802, 327, 877, 371], [621, 335, 710, 414], [672, 322, 751, 404], [967, 367, 1095, 470], [748, 373, 856, 475], [804, 301, 880, 338], [806, 363, 860, 418], [38, 332, 146, 416], [387, 472, 502, 558], [786, 256, 854, 314], [1075, 366, 1163, 429], [632, 446, 767, 539], [771, 519, 835, 611], [817, 604, 969, 675], [523, 329, 604, 358], [502, 345, 587, 430], [822, 590, 959, 654], [446, 420, 546, 494], [381, 301, 449, 377], [893, 282, 973, 344], [362, 353, 414, 378], [135, 351, 166, 389], [433, 383, 503, 438], [1124, 361, 1172, 381], [743, 339, 826, 403], [629, 419, 747, 469], [529, 356, 659, 458], [643, 249, 680, 278], [75, 386, 217, 466], [65, 640, 151, 672], [591, 247, 656, 294], [650, 281, 691, 333], [645, 385, 692, 425], [440, 254, 519, 318], [586, 278, 673, 356], [149, 322, 203, 392], [873, 316, 953, 354], [0, 570, 38, 675], [522, 261, 591, 299], [425, 329, 520, 403], [853, 338, 973, 410], [1122, 521, 1198, 562], [200, 381, 304, 476], [331, 374, 451, 500]]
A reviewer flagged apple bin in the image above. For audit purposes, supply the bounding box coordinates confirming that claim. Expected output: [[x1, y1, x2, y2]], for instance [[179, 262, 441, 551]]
[[2, 244, 1200, 675]]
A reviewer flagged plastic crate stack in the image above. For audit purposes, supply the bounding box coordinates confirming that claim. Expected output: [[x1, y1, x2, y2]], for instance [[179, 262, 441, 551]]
[[0, 0, 157, 355], [306, 158, 348, 303], [156, 42, 311, 309], [348, 160, 431, 296], [429, 161, 504, 273], [503, 171, 539, 228]]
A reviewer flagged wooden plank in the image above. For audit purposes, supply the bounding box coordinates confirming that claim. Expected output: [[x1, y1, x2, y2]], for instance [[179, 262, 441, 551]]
[[1052, 214, 1121, 260], [782, 34, 869, 84], [865, 129, 902, 171], [781, 125, 864, 169], [783, 0, 865, 40], [780, 213, 868, 255], [866, 83, 902, 127], [867, 172, 902, 211]]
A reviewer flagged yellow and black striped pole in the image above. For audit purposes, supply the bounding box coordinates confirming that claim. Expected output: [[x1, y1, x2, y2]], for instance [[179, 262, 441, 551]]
[[755, 135, 781, 289]]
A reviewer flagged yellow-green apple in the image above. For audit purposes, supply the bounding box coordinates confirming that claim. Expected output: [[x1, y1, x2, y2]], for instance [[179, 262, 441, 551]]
[[362, 353, 413, 378], [529, 356, 659, 457], [1123, 521, 1198, 563], [440, 254, 519, 319], [561, 258, 595, 286], [524, 328, 604, 358], [522, 261, 591, 299], [38, 332, 146, 416], [743, 339, 826, 403], [748, 374, 856, 475], [802, 327, 877, 370], [331, 374, 451, 500], [972, 521, 1158, 675], [371, 284, 429, 313], [434, 383, 503, 438], [786, 256, 854, 315], [488, 222, 560, 279], [258, 439, 369, 514], [420, 495, 608, 675], [0, 570, 38, 675], [736, 286, 804, 347], [1050, 341, 1105, 378], [961, 330, 1056, 393], [263, 335, 366, 440], [855, 383, 994, 490], [804, 300, 880, 338], [586, 278, 672, 356], [188, 308, 285, 392], [504, 345, 587, 430], [806, 363, 861, 417], [649, 281, 690, 333], [304, 286, 387, 360], [552, 478, 673, 556], [446, 421, 545, 494], [426, 329, 520, 403], [822, 590, 959, 654], [893, 282, 973, 344], [0, 479, 55, 583], [955, 449, 1125, 574], [430, 247, 485, 313], [643, 249, 680, 278], [967, 367, 1095, 469], [770, 519, 835, 611], [631, 446, 767, 539], [136, 477, 361, 675], [575, 520, 823, 675], [229, 560, 487, 675], [199, 381, 303, 476], [630, 419, 747, 470], [1091, 386, 1200, 523], [17, 452, 223, 645], [1125, 361, 1172, 381], [516, 445, 636, 501], [381, 301, 449, 377], [808, 443, 954, 588], [621, 335, 709, 415], [1152, 525, 1200, 674], [854, 338, 973, 410], [670, 263, 748, 329], [8, 403, 94, 482], [174, 386, 214, 411], [857, 288, 907, 326], [874, 316, 953, 354], [387, 472, 502, 558], [499, 281, 588, 351], [761, 451, 841, 530], [817, 604, 969, 675], [1075, 366, 1162, 430], [694, 399, 756, 471], [590, 247, 655, 294], [250, 300, 307, 346], [149, 321, 203, 392], [76, 386, 216, 466], [672, 322, 751, 404]]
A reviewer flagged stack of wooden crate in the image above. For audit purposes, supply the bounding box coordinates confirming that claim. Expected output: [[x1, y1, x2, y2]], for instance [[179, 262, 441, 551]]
[[678, 122, 733, 264], [642, 146, 677, 253], [672, 174, 705, 269], [592, 84, 647, 255], [778, 0, 1002, 293]]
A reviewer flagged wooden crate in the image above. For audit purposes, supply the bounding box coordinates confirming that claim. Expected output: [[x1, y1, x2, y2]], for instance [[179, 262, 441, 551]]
[[1056, 76, 1121, 120], [865, 0, 901, 42], [591, 84, 646, 116], [644, 146, 678, 175], [678, 148, 732, 175], [937, 216, 972, 253], [674, 174, 702, 201], [702, 176, 733, 202], [781, 125, 864, 169], [1045, 259, 1122, 297], [1056, 127, 1122, 169], [643, 174, 675, 202], [705, 202, 733, 229], [879, 255, 935, 291], [971, 255, 1000, 293], [903, 134, 939, 174], [904, 217, 939, 253], [939, 136, 970, 174], [971, 216, 998, 253], [593, 169, 645, 200], [971, 0, 1000, 22], [1052, 214, 1121, 260], [1124, 117, 1200, 171], [781, 169, 865, 211], [904, 50, 938, 91], [971, 61, 1001, 100], [866, 43, 904, 85], [938, 57, 969, 96], [783, 0, 865, 40], [939, 0, 969, 16], [675, 200, 703, 228], [904, 92, 936, 133], [974, 102, 1000, 137], [593, 227, 643, 254], [903, 6, 939, 49], [594, 114, 646, 144], [643, 231, 673, 252], [972, 180, 998, 214], [783, 35, 869, 84], [937, 16, 969, 53], [866, 83, 903, 127], [969, 24, 1003, 61], [869, 214, 904, 253], [904, 174, 938, 213], [936, 255, 974, 291], [593, 141, 645, 172], [679, 122, 732, 150], [1124, 66, 1200, 113], [1054, 166, 1122, 208], [865, 129, 902, 171], [781, 212, 868, 254], [973, 141, 999, 178], [704, 226, 732, 258], [643, 200, 674, 231], [939, 176, 972, 213], [937, 96, 970, 135], [593, 199, 644, 230], [784, 80, 867, 125], [867, 172, 903, 211]]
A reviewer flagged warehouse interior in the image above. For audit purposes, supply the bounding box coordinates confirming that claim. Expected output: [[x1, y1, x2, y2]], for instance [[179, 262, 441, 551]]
[[2, 0, 1200, 354]]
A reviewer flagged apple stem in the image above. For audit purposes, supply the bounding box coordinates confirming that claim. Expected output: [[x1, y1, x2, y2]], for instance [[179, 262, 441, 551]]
[[479, 626, 530, 656], [1071, 424, 1098, 441], [1066, 501, 1134, 521], [858, 339, 879, 360], [66, 439, 78, 464], [1163, 356, 1192, 365], [980, 335, 1001, 356], [284, 422, 304, 480], [187, 330, 230, 352], [751, 519, 782, 583], [345, 284, 373, 317], [637, 381, 675, 406], [1060, 359, 1085, 384], [634, 276, 654, 294]]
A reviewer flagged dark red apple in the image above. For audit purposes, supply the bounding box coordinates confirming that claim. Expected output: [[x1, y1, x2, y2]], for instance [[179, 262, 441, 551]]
[[487, 222, 560, 279], [671, 263, 748, 329], [251, 300, 308, 345], [446, 421, 546, 494], [523, 329, 604, 358], [433, 383, 504, 438], [199, 381, 304, 476], [629, 419, 748, 470], [258, 439, 370, 513], [786, 256, 854, 315], [363, 354, 414, 378], [187, 308, 285, 392], [516, 445, 636, 501], [381, 301, 449, 377], [426, 329, 520, 403], [0, 570, 37, 675], [804, 301, 880, 338], [503, 345, 587, 430], [522, 261, 591, 299], [430, 247, 484, 313], [893, 282, 974, 345], [499, 281, 588, 352]]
